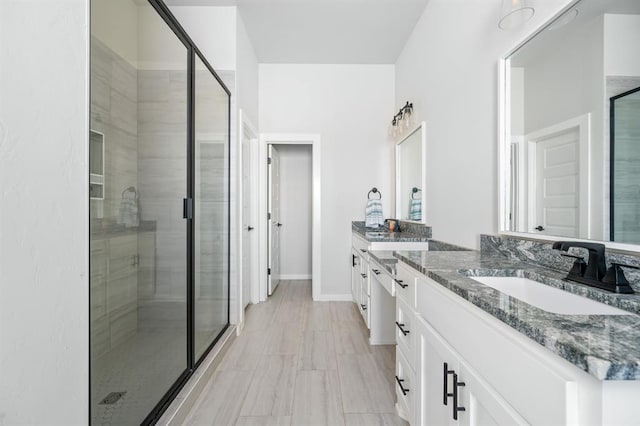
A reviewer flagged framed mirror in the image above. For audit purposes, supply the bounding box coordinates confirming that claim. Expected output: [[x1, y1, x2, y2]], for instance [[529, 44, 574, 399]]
[[396, 122, 426, 223], [500, 0, 640, 249]]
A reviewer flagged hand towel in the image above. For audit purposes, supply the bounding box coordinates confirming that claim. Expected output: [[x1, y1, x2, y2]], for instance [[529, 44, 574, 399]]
[[117, 191, 139, 228], [365, 199, 384, 228], [409, 198, 422, 221]]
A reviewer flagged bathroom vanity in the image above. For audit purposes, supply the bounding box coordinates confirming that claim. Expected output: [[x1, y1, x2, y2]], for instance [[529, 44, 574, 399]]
[[376, 237, 640, 426], [350, 221, 431, 342]]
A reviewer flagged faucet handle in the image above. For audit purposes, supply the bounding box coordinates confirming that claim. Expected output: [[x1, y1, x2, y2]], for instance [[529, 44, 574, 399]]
[[561, 254, 587, 277], [602, 263, 637, 294]]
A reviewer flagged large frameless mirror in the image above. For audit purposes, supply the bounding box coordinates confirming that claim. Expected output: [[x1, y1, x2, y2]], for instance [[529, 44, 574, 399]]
[[396, 122, 427, 223], [500, 0, 640, 248]]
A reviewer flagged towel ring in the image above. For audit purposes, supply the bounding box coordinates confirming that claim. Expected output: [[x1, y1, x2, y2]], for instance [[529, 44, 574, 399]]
[[368, 187, 382, 200], [121, 186, 138, 199], [411, 187, 422, 200]]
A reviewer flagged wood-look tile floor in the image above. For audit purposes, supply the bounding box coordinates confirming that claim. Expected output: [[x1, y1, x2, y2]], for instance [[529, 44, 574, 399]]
[[183, 280, 408, 426]]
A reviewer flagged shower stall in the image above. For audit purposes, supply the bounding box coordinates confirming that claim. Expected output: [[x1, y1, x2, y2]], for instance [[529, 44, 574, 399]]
[[89, 1, 230, 424]]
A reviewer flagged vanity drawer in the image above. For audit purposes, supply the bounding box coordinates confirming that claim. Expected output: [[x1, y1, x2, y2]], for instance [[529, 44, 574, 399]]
[[352, 234, 370, 255], [358, 292, 370, 329], [395, 263, 417, 309], [395, 345, 415, 423], [370, 261, 394, 296], [396, 297, 415, 368]]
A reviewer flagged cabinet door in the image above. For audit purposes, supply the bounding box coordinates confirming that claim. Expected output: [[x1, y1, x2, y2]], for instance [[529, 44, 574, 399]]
[[415, 315, 457, 426], [351, 249, 361, 303], [458, 362, 528, 426]]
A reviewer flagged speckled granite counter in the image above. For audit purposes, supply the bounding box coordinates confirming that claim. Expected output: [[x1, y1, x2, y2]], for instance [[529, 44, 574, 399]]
[[91, 220, 157, 236], [352, 221, 431, 242], [393, 249, 640, 381]]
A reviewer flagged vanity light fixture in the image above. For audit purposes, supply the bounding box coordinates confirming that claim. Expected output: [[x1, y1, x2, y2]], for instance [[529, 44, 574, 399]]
[[390, 101, 414, 139], [498, 0, 535, 31]]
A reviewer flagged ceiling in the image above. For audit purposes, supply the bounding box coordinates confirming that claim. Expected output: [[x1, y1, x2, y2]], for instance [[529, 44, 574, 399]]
[[165, 0, 430, 64]]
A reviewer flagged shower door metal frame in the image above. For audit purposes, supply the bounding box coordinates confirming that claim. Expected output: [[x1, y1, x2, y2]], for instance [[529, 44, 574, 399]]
[[88, 0, 231, 424]]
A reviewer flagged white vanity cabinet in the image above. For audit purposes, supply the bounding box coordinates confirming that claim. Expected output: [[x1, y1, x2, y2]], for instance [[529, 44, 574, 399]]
[[390, 263, 619, 426], [415, 315, 527, 426], [394, 262, 418, 421]]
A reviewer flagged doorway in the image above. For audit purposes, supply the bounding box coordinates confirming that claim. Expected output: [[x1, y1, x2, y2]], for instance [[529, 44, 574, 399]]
[[267, 144, 313, 297], [258, 134, 322, 302]]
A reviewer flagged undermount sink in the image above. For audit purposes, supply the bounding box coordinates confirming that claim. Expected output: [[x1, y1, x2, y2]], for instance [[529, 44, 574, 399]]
[[470, 276, 630, 316], [365, 232, 390, 237]]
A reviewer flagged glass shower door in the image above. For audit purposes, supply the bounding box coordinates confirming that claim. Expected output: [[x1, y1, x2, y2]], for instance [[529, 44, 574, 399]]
[[193, 54, 230, 360], [90, 2, 189, 424]]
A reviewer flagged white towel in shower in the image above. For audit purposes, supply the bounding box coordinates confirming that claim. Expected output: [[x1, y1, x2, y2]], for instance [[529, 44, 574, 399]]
[[365, 199, 384, 228], [117, 194, 139, 228]]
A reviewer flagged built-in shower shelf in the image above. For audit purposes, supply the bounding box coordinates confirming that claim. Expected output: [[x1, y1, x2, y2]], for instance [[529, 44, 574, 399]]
[[90, 129, 105, 200]]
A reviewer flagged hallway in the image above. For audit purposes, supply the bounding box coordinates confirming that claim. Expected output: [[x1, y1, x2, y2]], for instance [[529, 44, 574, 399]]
[[184, 280, 407, 425]]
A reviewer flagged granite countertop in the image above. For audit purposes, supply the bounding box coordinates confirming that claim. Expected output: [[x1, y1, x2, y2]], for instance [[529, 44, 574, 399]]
[[91, 220, 157, 236], [352, 221, 430, 243], [368, 251, 399, 275], [393, 249, 640, 381]]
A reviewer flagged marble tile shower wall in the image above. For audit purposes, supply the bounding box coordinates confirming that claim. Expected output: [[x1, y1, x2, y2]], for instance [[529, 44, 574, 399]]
[[607, 76, 640, 245], [91, 37, 138, 221], [138, 68, 188, 301], [481, 234, 640, 292]]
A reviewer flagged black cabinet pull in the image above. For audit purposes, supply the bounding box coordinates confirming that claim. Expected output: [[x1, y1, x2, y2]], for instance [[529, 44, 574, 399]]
[[395, 321, 410, 336], [361, 273, 367, 279], [443, 362, 454, 405], [534, 225, 545, 231], [395, 375, 409, 396], [395, 279, 408, 289], [360, 249, 367, 253], [360, 303, 367, 311], [352, 254, 356, 267], [452, 373, 466, 420], [372, 269, 381, 275]]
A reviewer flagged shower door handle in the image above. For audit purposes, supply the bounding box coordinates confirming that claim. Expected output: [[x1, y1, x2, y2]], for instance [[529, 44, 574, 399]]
[[183, 198, 193, 219]]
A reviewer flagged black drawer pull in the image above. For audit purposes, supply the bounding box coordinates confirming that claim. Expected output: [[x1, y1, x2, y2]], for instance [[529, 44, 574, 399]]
[[360, 303, 367, 311], [443, 362, 454, 405], [395, 375, 409, 396], [361, 273, 367, 279], [372, 269, 381, 275], [395, 321, 410, 336], [453, 373, 466, 420], [395, 279, 408, 289], [360, 249, 367, 253]]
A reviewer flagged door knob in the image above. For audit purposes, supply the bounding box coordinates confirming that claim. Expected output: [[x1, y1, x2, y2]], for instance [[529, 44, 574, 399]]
[[534, 225, 545, 231], [247, 226, 254, 231]]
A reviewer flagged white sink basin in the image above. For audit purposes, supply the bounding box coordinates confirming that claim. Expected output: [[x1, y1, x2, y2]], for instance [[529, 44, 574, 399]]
[[470, 276, 630, 315]]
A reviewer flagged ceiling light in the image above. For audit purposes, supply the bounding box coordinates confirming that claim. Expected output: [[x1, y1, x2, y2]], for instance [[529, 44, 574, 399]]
[[498, 0, 535, 31]]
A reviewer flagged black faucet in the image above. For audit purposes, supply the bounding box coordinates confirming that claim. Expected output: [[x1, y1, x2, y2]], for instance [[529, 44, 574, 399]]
[[552, 241, 634, 294]]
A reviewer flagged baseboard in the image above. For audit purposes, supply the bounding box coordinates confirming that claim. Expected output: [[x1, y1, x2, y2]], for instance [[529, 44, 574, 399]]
[[313, 293, 353, 302], [158, 326, 236, 425], [279, 274, 312, 280]]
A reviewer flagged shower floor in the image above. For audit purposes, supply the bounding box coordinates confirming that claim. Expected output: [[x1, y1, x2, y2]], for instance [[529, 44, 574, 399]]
[[91, 299, 225, 425]]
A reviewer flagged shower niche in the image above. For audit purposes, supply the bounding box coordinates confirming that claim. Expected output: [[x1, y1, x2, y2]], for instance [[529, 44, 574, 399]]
[[89, 130, 104, 200]]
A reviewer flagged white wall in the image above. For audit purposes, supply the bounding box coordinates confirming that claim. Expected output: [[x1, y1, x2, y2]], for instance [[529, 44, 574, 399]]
[[169, 6, 237, 71], [92, 0, 138, 66], [395, 0, 572, 249], [0, 0, 89, 423], [236, 11, 259, 127], [604, 14, 640, 77], [260, 64, 394, 297], [278, 145, 313, 278]]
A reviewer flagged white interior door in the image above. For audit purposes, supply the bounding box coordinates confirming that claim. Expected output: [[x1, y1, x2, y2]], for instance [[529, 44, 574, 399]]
[[241, 134, 253, 309], [267, 144, 281, 296], [532, 128, 580, 237], [526, 114, 590, 238]]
